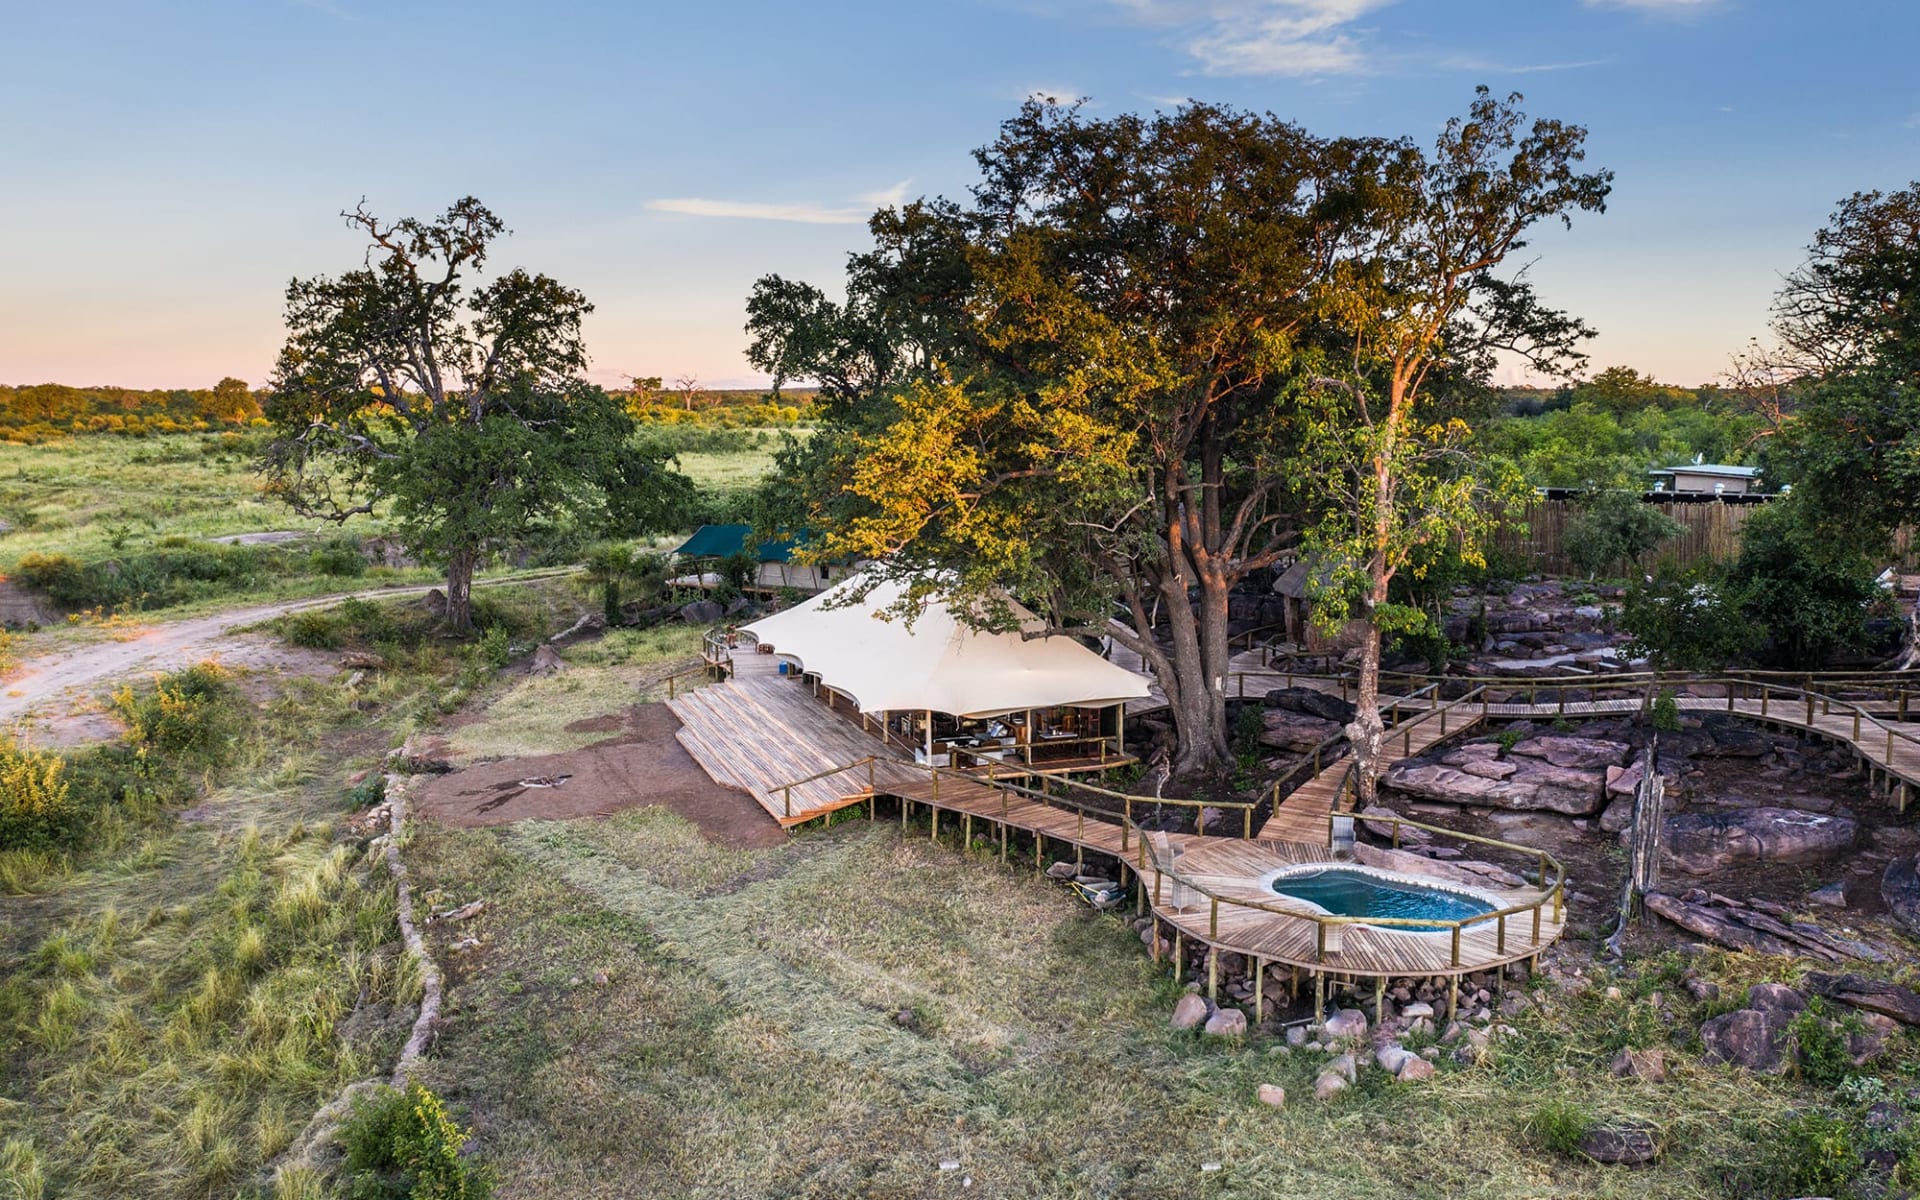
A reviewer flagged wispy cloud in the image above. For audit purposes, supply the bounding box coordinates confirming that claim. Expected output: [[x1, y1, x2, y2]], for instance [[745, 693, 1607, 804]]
[[646, 198, 869, 225], [1440, 53, 1613, 75], [1026, 86, 1090, 105], [1111, 0, 1395, 77], [647, 180, 917, 226]]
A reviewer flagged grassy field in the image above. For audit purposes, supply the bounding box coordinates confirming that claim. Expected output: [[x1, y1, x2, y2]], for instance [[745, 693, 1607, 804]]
[[399, 803, 1873, 1200]]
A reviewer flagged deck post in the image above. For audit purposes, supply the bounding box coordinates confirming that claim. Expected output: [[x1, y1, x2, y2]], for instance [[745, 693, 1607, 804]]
[[1173, 931, 1182, 981], [1036, 833, 1044, 869], [1314, 972, 1325, 1027], [902, 796, 909, 830], [1497, 914, 1507, 955], [1374, 976, 1385, 1025], [1209, 898, 1219, 939], [964, 813, 972, 852], [1000, 820, 1008, 862], [1448, 975, 1460, 1022], [1532, 904, 1541, 945], [1554, 883, 1564, 923], [1254, 958, 1264, 1021], [1450, 926, 1461, 968], [1315, 923, 1327, 963], [931, 807, 938, 842], [1151, 920, 1161, 964], [1208, 949, 1218, 1003]]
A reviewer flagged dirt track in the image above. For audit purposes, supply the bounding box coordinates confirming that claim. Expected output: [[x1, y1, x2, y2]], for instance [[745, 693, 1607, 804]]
[[0, 571, 577, 744]]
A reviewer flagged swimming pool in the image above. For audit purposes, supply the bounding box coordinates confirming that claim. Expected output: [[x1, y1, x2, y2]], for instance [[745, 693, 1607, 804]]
[[1268, 866, 1497, 933]]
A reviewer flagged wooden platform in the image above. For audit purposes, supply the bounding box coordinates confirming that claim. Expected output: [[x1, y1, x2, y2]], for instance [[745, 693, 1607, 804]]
[[667, 651, 922, 826]]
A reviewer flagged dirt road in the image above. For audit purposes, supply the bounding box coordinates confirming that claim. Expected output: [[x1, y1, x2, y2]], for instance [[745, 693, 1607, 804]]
[[0, 571, 577, 744]]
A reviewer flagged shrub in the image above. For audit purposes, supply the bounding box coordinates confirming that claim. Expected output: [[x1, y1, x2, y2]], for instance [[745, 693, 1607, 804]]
[[1526, 1098, 1592, 1157], [1789, 999, 1862, 1088], [1727, 501, 1881, 669], [112, 662, 242, 764], [340, 1081, 493, 1200], [1564, 489, 1685, 577], [11, 552, 87, 605], [1650, 688, 1680, 732], [477, 626, 511, 669], [0, 740, 77, 853], [309, 539, 368, 578], [283, 611, 344, 650], [1774, 1110, 1863, 1198], [1619, 567, 1759, 672]]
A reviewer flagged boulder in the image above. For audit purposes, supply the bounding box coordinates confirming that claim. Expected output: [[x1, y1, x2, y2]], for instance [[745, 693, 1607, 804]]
[[1604, 761, 1644, 798], [1400, 1001, 1434, 1020], [1352, 843, 1528, 889], [1803, 972, 1920, 1027], [1259, 709, 1344, 752], [1170, 993, 1210, 1031], [1203, 1008, 1248, 1038], [1255, 1083, 1287, 1108], [1598, 794, 1635, 835], [1262, 686, 1356, 724], [1508, 735, 1632, 771], [1383, 756, 1608, 815], [1396, 1056, 1436, 1082], [1285, 1024, 1308, 1047], [530, 644, 565, 674], [1375, 1044, 1413, 1074], [1699, 1008, 1790, 1073], [1746, 983, 1807, 1015], [1808, 881, 1848, 909], [1321, 1009, 1369, 1041], [1312, 1071, 1349, 1101], [1580, 1121, 1660, 1166], [1882, 854, 1920, 936], [1324, 1053, 1358, 1083], [1703, 721, 1776, 758], [1609, 1047, 1667, 1082], [1664, 808, 1859, 875], [679, 599, 725, 625]]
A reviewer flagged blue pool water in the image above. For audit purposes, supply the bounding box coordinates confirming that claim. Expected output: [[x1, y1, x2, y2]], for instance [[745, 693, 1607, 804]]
[[1271, 868, 1495, 932]]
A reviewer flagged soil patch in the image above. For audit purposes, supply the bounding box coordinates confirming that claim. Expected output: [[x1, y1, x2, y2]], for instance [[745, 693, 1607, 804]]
[[412, 703, 785, 848]]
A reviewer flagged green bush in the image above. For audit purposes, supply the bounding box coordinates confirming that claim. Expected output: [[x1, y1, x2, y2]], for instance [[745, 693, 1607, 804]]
[[340, 1081, 493, 1200], [309, 538, 369, 578], [1789, 999, 1862, 1088], [1727, 501, 1881, 669], [1774, 1110, 1864, 1198], [1650, 688, 1680, 732], [478, 626, 511, 669], [0, 740, 78, 853], [111, 662, 243, 765], [1526, 1098, 1592, 1157], [1619, 567, 1759, 672], [1564, 488, 1686, 577], [284, 610, 344, 650]]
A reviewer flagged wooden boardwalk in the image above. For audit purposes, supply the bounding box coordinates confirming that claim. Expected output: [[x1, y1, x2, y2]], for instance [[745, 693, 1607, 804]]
[[667, 655, 1910, 988], [1258, 688, 1920, 847]]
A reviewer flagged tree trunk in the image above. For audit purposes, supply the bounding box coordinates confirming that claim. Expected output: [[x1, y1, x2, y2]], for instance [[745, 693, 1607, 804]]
[[1890, 604, 1920, 672], [443, 549, 477, 634], [1348, 621, 1384, 807], [1161, 574, 1236, 785]]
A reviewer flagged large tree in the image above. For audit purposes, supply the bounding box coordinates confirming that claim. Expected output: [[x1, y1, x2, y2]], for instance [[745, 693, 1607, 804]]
[[1761, 183, 1920, 667], [263, 198, 681, 632], [746, 97, 1606, 785], [1298, 87, 1611, 802]]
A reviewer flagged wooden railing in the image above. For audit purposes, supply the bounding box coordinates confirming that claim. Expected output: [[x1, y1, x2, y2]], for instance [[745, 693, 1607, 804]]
[[1131, 808, 1567, 971]]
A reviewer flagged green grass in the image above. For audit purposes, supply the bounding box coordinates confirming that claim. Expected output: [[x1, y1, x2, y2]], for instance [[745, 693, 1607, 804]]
[[398, 804, 1890, 1199], [445, 624, 707, 760]]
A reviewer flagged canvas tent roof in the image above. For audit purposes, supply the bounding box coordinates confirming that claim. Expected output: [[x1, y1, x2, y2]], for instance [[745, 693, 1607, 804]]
[[673, 524, 796, 563], [740, 573, 1153, 718]]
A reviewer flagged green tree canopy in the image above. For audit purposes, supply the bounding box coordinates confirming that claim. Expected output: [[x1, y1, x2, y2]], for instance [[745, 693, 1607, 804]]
[[262, 198, 686, 632], [746, 92, 1609, 783]]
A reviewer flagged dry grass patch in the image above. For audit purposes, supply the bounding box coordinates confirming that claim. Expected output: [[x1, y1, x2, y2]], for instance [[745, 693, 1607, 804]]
[[402, 809, 1865, 1199]]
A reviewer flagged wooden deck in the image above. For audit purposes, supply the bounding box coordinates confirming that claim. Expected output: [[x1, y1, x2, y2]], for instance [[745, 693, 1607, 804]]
[[668, 654, 1909, 987], [667, 651, 922, 826]]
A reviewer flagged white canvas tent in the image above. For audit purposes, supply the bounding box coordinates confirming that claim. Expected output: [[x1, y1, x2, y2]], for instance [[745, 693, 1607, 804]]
[[739, 573, 1151, 719]]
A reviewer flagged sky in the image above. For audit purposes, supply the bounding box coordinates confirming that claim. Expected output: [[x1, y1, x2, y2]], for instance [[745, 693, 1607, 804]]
[[1, 0, 1916, 392]]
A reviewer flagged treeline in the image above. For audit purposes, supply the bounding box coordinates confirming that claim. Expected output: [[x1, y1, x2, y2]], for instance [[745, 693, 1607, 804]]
[[0, 379, 264, 442], [1484, 366, 1766, 491]]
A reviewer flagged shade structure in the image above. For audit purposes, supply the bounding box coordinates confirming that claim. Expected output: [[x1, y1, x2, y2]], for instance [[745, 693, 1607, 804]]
[[739, 573, 1152, 718]]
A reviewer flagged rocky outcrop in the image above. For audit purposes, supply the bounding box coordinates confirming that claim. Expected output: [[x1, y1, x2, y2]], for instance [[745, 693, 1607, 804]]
[[1804, 972, 1920, 1027], [1263, 686, 1356, 724], [1507, 735, 1631, 771], [1351, 842, 1527, 889], [1170, 993, 1209, 1030], [1664, 807, 1858, 874], [1259, 708, 1343, 752], [679, 599, 725, 625], [1882, 854, 1920, 936], [1644, 890, 1885, 963], [1383, 743, 1609, 814]]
